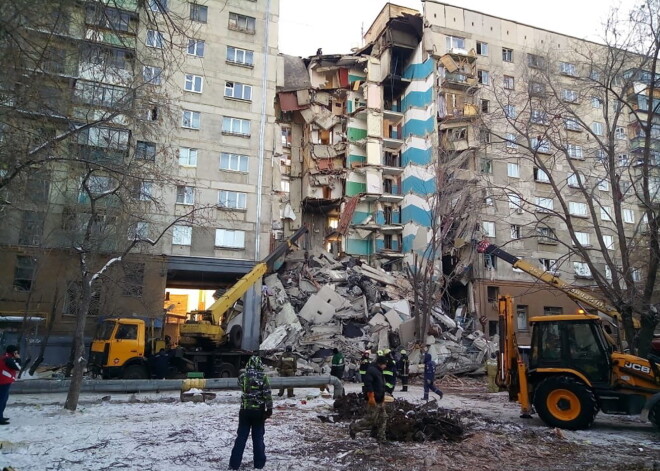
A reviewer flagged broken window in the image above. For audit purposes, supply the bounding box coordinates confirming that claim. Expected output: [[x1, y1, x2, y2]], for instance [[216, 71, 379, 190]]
[[228, 12, 255, 33], [537, 227, 557, 244], [63, 281, 101, 316], [190, 3, 208, 23], [479, 128, 491, 144], [477, 70, 489, 85], [122, 263, 144, 297], [503, 75, 514, 90], [487, 286, 499, 302], [510, 224, 521, 239], [476, 41, 488, 56], [480, 158, 493, 174], [502, 48, 513, 62], [527, 54, 545, 69], [449, 127, 467, 141], [480, 99, 490, 113], [14, 256, 37, 291]]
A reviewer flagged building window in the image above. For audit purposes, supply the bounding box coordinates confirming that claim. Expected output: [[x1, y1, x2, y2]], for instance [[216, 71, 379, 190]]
[[19, 211, 44, 246], [603, 235, 615, 250], [190, 3, 207, 22], [128, 221, 149, 239], [480, 158, 493, 174], [527, 54, 545, 69], [567, 172, 583, 188], [605, 265, 612, 280], [182, 110, 200, 129], [575, 231, 591, 246], [502, 47, 513, 62], [631, 268, 641, 282], [560, 62, 578, 76], [148, 0, 167, 12], [529, 81, 545, 95], [445, 35, 465, 50], [508, 193, 522, 210], [592, 97, 603, 108], [503, 75, 515, 90], [187, 39, 205, 57], [623, 208, 635, 223], [14, 256, 37, 291], [574, 262, 592, 278], [534, 167, 550, 183], [479, 128, 491, 144], [510, 224, 521, 239], [569, 201, 588, 217], [137, 182, 152, 201], [135, 141, 156, 160], [487, 286, 500, 303], [143, 66, 162, 85], [539, 258, 558, 274], [224, 81, 252, 101], [531, 138, 550, 153], [220, 153, 249, 172], [477, 70, 489, 85], [184, 74, 203, 93], [146, 29, 164, 48], [505, 133, 517, 149], [562, 89, 579, 103], [565, 119, 581, 131], [121, 264, 146, 296], [536, 197, 554, 212], [227, 46, 254, 66], [591, 122, 604, 136], [537, 227, 557, 244], [228, 12, 256, 33], [567, 144, 583, 159], [516, 305, 528, 331], [615, 126, 626, 140], [215, 229, 245, 249], [172, 225, 192, 245], [600, 206, 612, 221], [544, 306, 563, 316], [482, 221, 496, 237], [617, 154, 629, 167], [480, 99, 490, 113], [63, 281, 101, 316], [476, 41, 488, 56], [218, 190, 247, 210], [507, 162, 520, 177], [222, 117, 250, 136], [504, 105, 516, 119], [484, 254, 497, 270], [179, 147, 198, 166], [176, 185, 194, 205], [530, 110, 548, 124]]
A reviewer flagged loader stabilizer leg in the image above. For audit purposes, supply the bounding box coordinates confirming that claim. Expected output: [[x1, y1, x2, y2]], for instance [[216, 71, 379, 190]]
[[517, 358, 533, 419]]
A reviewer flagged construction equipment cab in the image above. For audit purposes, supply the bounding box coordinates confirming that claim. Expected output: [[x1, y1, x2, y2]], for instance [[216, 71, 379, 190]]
[[497, 295, 660, 430]]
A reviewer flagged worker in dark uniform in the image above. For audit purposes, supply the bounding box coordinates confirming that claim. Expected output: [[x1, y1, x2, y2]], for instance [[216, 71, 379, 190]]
[[423, 352, 444, 401], [277, 346, 297, 397], [349, 355, 388, 442], [358, 350, 371, 398], [382, 348, 396, 395], [397, 349, 410, 392]]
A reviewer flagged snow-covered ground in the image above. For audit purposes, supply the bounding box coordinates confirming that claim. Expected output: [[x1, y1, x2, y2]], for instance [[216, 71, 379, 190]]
[[1, 381, 658, 471]]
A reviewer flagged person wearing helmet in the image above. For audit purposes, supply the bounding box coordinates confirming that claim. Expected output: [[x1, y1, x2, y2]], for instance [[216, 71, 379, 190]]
[[397, 349, 410, 392], [277, 345, 297, 397], [382, 349, 396, 395], [229, 355, 273, 470], [358, 350, 371, 397]]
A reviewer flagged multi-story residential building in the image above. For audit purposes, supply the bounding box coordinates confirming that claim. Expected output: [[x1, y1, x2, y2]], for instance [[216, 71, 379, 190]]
[[277, 2, 658, 343], [0, 0, 280, 355]]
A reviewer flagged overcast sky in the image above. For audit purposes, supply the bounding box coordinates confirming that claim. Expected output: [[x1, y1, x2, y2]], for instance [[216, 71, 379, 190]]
[[278, 0, 639, 57]]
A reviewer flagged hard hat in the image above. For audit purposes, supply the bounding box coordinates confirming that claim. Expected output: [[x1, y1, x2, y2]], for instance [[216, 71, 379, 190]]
[[377, 350, 383, 356], [400, 349, 407, 355], [363, 350, 371, 356], [383, 348, 391, 355], [286, 345, 292, 352]]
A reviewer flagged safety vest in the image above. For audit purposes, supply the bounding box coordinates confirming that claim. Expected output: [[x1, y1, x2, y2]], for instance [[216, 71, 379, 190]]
[[0, 353, 18, 385]]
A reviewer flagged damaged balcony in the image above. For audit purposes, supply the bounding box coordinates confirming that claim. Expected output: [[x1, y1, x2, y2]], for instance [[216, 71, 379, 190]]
[[381, 151, 403, 175], [437, 91, 479, 123]]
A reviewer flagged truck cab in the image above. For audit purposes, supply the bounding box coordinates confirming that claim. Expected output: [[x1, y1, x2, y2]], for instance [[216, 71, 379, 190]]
[[89, 318, 150, 379]]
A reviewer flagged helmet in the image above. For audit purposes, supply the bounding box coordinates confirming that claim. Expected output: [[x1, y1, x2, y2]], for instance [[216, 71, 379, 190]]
[[383, 348, 391, 355], [286, 345, 293, 352], [400, 349, 407, 355], [363, 350, 371, 356], [377, 350, 383, 356]]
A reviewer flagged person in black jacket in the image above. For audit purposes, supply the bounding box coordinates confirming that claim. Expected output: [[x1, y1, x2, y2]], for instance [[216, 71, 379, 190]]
[[397, 349, 410, 392], [348, 355, 388, 442]]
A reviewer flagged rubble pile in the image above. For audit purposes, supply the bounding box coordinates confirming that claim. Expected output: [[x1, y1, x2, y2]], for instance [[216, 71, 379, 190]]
[[332, 393, 465, 442], [260, 248, 496, 375]]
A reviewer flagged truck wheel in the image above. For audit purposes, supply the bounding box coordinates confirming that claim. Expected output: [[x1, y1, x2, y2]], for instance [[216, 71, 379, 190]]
[[229, 325, 242, 349], [123, 364, 148, 380], [217, 363, 237, 378], [533, 376, 598, 430]]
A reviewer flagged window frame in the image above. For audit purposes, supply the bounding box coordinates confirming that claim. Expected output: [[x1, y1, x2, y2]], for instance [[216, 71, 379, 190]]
[[184, 74, 203, 93], [502, 47, 513, 62], [179, 147, 198, 167], [146, 29, 164, 48], [507, 161, 520, 177], [175, 185, 195, 205], [220, 152, 249, 172], [227, 46, 254, 66], [476, 41, 488, 56], [215, 228, 246, 249], [187, 39, 205, 57], [222, 116, 251, 136], [218, 190, 247, 210], [503, 75, 515, 90], [182, 110, 201, 129], [172, 225, 192, 245], [228, 12, 256, 33], [224, 81, 252, 101], [190, 3, 208, 23]]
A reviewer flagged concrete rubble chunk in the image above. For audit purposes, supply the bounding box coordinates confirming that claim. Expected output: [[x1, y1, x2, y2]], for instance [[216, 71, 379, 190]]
[[384, 309, 402, 331]]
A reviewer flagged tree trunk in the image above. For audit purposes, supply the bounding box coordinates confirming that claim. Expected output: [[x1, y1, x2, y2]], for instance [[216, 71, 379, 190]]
[[637, 307, 658, 358], [64, 281, 92, 411], [620, 305, 637, 355]]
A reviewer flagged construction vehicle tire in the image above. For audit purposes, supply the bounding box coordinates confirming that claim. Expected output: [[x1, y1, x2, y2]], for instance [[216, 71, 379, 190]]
[[123, 364, 148, 380], [533, 376, 598, 430], [649, 402, 660, 429], [217, 363, 237, 378], [229, 325, 242, 349]]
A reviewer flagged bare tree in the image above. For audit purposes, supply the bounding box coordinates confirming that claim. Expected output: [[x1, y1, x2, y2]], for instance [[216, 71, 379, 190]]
[[481, 1, 660, 355], [0, 0, 220, 410]]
